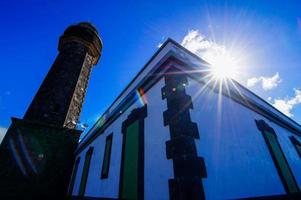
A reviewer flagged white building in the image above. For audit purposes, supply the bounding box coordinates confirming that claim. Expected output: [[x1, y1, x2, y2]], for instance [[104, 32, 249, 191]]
[[68, 39, 301, 200]]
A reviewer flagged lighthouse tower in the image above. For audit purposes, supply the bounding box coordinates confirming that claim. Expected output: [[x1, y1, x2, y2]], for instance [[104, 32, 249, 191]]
[[0, 22, 102, 199]]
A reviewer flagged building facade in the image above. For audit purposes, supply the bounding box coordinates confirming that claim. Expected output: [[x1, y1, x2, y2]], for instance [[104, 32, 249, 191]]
[[69, 39, 301, 199]]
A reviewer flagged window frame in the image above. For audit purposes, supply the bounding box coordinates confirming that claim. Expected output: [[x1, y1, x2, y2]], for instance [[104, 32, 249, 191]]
[[256, 120, 299, 194], [119, 105, 147, 200], [78, 147, 94, 197], [101, 133, 113, 179], [290, 136, 301, 158]]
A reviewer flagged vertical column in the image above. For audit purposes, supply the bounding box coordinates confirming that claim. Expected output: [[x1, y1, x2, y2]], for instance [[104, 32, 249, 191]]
[[162, 67, 207, 200]]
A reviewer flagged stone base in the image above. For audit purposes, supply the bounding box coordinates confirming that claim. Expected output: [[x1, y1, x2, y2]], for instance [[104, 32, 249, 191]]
[[0, 117, 81, 199]]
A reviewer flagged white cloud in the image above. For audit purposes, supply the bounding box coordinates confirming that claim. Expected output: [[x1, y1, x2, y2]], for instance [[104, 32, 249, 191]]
[[181, 29, 298, 120], [271, 89, 301, 117], [180, 29, 244, 80], [0, 127, 7, 144], [262, 73, 282, 90], [181, 30, 226, 62], [157, 42, 163, 48], [247, 73, 282, 90], [247, 77, 260, 87]]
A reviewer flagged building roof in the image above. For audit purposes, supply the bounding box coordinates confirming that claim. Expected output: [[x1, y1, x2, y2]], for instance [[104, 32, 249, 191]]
[[76, 39, 301, 153]]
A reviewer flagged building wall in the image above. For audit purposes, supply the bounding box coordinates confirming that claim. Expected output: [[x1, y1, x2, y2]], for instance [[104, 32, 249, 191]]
[[71, 74, 301, 199], [71, 79, 173, 199], [186, 77, 301, 199]]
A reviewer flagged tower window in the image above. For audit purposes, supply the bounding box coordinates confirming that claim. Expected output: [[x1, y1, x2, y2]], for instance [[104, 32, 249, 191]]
[[101, 133, 113, 179]]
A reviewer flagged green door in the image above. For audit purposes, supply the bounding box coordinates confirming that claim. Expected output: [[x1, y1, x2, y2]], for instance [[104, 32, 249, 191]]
[[120, 121, 140, 200]]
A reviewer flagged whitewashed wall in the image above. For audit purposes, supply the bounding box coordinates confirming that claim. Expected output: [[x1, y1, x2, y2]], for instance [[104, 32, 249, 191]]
[[72, 79, 173, 199], [186, 78, 301, 199], [143, 79, 174, 200], [72, 75, 301, 199]]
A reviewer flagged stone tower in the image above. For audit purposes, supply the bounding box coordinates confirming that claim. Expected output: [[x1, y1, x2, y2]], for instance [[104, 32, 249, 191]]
[[0, 22, 102, 199], [24, 22, 102, 129]]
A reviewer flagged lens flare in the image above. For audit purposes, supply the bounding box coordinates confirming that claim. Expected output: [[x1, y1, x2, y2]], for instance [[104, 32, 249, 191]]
[[136, 88, 148, 106], [9, 138, 27, 176], [208, 52, 238, 80]]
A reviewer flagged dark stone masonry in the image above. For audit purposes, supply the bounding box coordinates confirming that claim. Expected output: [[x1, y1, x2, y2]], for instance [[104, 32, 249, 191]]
[[0, 22, 102, 199], [162, 66, 207, 200]]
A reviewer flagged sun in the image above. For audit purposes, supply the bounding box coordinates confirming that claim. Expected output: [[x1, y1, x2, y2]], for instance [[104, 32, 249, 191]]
[[207, 51, 238, 80]]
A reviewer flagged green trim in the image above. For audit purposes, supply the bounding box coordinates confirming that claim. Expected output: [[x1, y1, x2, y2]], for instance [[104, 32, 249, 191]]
[[78, 147, 94, 197], [101, 134, 113, 179], [256, 120, 299, 194], [264, 131, 298, 193]]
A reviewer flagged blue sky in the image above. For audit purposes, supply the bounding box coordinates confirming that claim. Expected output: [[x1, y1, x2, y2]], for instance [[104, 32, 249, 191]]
[[0, 0, 301, 139]]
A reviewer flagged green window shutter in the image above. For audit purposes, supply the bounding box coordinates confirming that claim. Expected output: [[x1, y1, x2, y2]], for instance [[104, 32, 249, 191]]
[[78, 147, 94, 197], [256, 120, 299, 194], [120, 121, 140, 200], [101, 133, 113, 179], [290, 136, 301, 158], [68, 157, 80, 196]]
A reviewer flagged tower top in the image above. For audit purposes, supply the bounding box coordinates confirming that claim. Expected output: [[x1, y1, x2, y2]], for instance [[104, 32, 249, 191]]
[[78, 22, 99, 34], [58, 22, 103, 65], [24, 22, 103, 128]]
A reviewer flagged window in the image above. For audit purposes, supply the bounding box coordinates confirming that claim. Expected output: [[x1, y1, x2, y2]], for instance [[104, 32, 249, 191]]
[[78, 147, 94, 197], [256, 120, 299, 194], [101, 133, 113, 179], [290, 136, 301, 158], [68, 157, 80, 196]]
